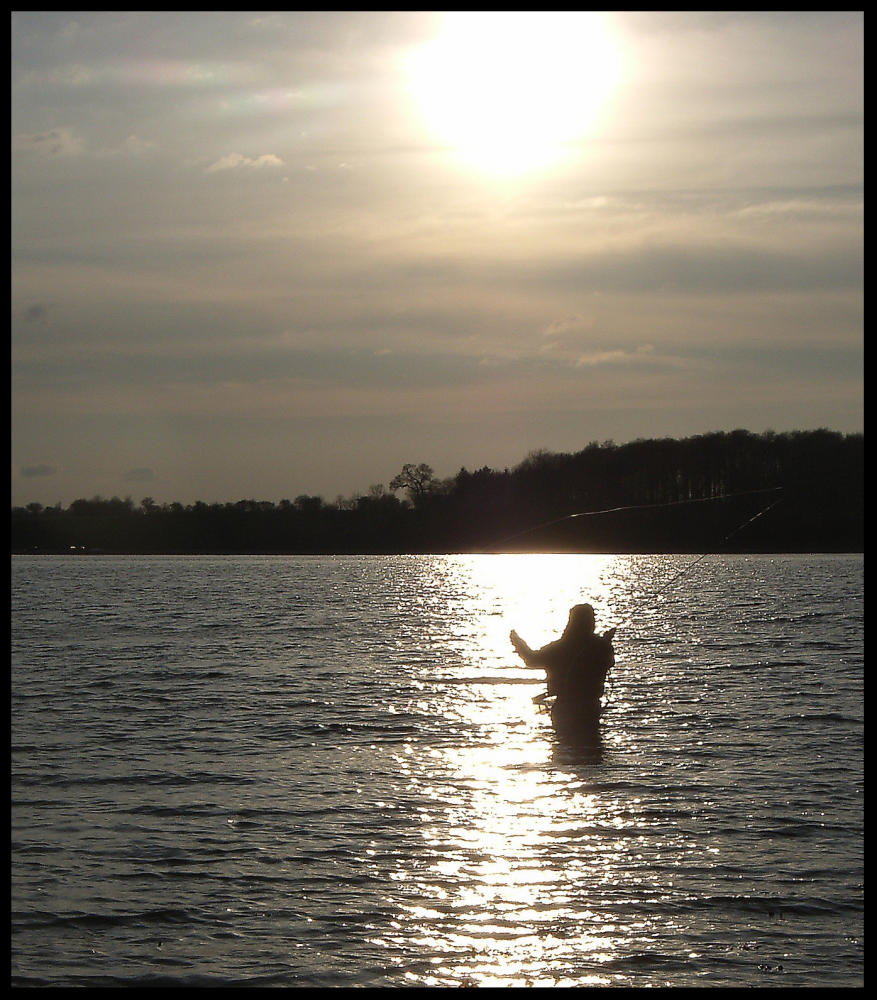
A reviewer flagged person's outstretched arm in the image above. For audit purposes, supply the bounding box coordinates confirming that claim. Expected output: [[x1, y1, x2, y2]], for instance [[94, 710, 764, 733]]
[[510, 629, 544, 667]]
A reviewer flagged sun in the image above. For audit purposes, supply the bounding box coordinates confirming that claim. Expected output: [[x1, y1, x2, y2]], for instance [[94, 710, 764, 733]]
[[406, 12, 624, 178]]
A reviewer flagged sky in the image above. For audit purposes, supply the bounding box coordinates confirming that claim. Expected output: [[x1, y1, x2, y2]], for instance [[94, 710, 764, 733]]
[[11, 11, 863, 507]]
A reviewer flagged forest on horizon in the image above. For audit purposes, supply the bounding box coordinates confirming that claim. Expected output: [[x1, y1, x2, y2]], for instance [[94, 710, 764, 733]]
[[11, 429, 864, 555]]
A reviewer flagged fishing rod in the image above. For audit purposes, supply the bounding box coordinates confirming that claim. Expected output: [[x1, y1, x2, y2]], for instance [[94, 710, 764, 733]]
[[502, 486, 785, 709], [611, 487, 785, 630], [600, 487, 785, 705]]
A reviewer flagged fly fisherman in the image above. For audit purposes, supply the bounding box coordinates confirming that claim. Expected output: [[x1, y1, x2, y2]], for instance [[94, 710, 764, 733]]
[[510, 603, 615, 735]]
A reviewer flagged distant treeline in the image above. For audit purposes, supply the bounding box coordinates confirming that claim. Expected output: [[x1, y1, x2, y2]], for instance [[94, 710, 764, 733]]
[[11, 429, 863, 554]]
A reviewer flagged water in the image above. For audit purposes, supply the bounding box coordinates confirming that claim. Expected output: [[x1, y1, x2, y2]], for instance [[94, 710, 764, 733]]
[[11, 553, 863, 987]]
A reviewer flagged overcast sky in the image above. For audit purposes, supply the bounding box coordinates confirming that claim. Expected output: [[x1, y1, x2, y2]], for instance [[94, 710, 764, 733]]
[[11, 11, 863, 507]]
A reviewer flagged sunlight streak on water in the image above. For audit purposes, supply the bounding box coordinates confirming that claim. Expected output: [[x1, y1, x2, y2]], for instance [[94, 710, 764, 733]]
[[395, 734, 621, 987], [379, 553, 639, 987], [427, 553, 622, 673]]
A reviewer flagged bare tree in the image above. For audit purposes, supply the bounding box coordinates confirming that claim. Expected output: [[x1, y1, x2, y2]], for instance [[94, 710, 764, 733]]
[[389, 462, 438, 506]]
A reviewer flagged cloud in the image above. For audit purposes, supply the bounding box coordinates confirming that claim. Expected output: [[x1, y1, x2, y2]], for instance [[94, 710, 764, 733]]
[[21, 464, 57, 478], [574, 344, 659, 368], [543, 315, 595, 337], [123, 467, 156, 482], [23, 304, 48, 324], [12, 127, 155, 161], [12, 126, 84, 157], [205, 152, 284, 173], [100, 133, 156, 156]]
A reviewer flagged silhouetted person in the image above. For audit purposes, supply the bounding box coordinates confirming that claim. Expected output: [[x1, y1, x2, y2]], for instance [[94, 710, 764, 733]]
[[510, 604, 615, 737]]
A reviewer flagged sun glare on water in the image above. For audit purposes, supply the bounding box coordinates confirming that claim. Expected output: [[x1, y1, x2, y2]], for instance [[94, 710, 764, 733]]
[[406, 12, 624, 178]]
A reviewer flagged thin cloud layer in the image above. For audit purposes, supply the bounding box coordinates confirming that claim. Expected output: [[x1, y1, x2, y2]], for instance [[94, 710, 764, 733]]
[[11, 11, 863, 506], [205, 152, 285, 172]]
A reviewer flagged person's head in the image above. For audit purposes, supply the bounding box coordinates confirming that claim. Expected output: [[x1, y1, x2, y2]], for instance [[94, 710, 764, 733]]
[[565, 603, 596, 637]]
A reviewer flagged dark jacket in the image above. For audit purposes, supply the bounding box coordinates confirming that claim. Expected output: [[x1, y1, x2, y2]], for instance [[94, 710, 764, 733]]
[[515, 629, 615, 704]]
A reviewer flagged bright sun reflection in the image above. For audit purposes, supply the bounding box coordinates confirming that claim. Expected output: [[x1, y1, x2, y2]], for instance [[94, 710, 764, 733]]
[[378, 554, 636, 985], [399, 738, 619, 986], [406, 12, 625, 177], [457, 553, 620, 673]]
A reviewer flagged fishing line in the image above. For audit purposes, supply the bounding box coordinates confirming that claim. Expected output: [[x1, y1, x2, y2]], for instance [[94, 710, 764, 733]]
[[610, 489, 784, 629], [601, 489, 784, 706], [491, 486, 784, 551], [501, 486, 784, 710]]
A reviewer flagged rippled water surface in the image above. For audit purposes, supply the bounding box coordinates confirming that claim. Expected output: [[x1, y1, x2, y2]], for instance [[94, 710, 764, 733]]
[[11, 553, 863, 987]]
